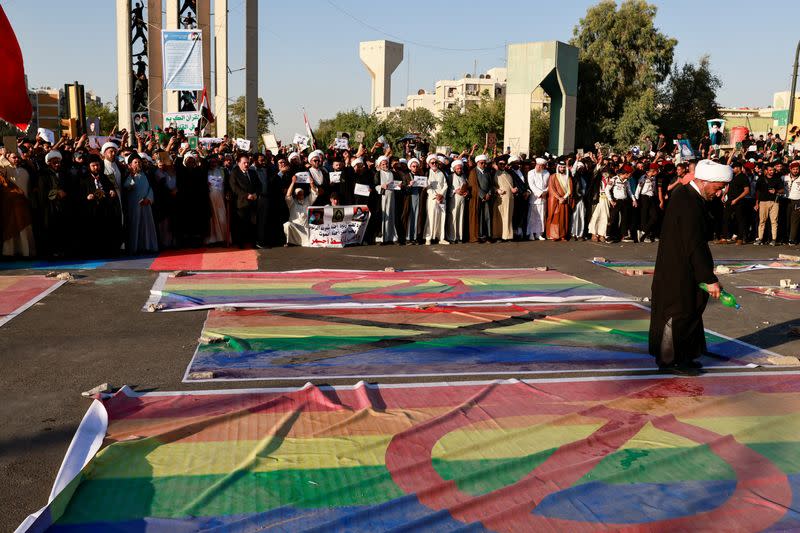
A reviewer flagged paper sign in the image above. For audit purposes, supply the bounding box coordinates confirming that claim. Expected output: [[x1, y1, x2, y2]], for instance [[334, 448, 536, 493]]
[[354, 183, 371, 196], [262, 133, 279, 152], [199, 137, 223, 147], [576, 148, 584, 158], [334, 137, 349, 150], [747, 145, 758, 152], [88, 136, 109, 150], [292, 133, 310, 148], [37, 128, 55, 144], [354, 131, 365, 143], [235, 138, 251, 151], [164, 111, 201, 133], [329, 171, 342, 184], [388, 180, 402, 191], [412, 175, 427, 187], [294, 171, 311, 184], [3, 136, 17, 153]]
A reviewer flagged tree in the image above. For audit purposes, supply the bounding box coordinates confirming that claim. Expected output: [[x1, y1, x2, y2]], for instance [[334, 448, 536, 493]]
[[529, 109, 550, 156], [385, 107, 438, 139], [315, 108, 404, 149], [658, 55, 722, 143], [85, 100, 119, 135], [570, 0, 676, 149], [227, 96, 275, 139], [436, 96, 505, 151]]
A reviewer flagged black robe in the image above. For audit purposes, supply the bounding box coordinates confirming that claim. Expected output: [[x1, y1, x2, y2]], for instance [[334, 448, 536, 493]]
[[648, 183, 717, 367], [175, 159, 211, 246]]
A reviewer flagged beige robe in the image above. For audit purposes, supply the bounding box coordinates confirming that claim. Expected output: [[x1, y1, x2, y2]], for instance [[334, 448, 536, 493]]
[[492, 170, 514, 240]]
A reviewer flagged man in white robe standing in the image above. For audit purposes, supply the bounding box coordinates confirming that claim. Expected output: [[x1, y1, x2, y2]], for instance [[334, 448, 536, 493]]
[[424, 154, 448, 245], [527, 157, 549, 240], [446, 159, 468, 243]]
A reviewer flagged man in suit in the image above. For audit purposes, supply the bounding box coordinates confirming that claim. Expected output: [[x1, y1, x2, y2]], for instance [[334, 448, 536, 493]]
[[229, 153, 260, 247]]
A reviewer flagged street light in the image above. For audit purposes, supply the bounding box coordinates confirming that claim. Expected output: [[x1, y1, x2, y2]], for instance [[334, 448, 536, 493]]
[[788, 39, 799, 142]]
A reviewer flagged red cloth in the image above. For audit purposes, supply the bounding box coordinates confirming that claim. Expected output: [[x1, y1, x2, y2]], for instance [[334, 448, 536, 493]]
[[0, 6, 32, 131]]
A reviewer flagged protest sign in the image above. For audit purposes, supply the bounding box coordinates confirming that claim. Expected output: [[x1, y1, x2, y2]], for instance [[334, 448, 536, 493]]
[[307, 205, 370, 248], [677, 139, 695, 160], [707, 119, 725, 146], [388, 180, 402, 191], [164, 111, 201, 133], [235, 138, 251, 152], [132, 112, 150, 133], [329, 171, 342, 184], [294, 171, 311, 184], [86, 117, 100, 136], [292, 133, 310, 150], [486, 132, 497, 148], [198, 137, 223, 148], [411, 175, 428, 188], [354, 131, 366, 143], [334, 137, 349, 150], [262, 133, 279, 152], [162, 30, 204, 91], [354, 183, 371, 196], [37, 128, 55, 144]]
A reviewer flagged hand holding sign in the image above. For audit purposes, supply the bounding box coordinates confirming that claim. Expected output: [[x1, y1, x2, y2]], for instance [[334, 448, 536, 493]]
[[294, 171, 311, 184], [329, 171, 342, 184]]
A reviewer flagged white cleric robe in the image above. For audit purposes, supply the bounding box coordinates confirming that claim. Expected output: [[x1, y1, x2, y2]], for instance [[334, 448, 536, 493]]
[[526, 169, 549, 236]]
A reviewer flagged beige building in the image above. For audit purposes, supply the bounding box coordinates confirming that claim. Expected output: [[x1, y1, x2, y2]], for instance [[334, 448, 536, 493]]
[[28, 87, 61, 132]]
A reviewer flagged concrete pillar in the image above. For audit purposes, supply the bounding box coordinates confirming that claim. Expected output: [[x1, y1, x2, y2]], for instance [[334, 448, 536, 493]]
[[359, 40, 403, 111], [244, 0, 258, 145], [503, 41, 578, 156], [116, 0, 133, 132], [214, 0, 228, 137], [165, 0, 179, 113], [147, 0, 163, 130], [198, 0, 211, 109]]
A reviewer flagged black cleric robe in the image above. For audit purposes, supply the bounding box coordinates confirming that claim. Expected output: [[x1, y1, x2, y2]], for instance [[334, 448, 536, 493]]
[[648, 182, 717, 367]]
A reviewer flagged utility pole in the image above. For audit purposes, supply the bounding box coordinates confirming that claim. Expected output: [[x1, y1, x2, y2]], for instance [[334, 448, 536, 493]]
[[788, 39, 799, 142]]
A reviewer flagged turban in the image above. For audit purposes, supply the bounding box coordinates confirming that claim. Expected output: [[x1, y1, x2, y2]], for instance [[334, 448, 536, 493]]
[[450, 159, 464, 171], [408, 157, 420, 167], [535, 157, 547, 165], [44, 150, 62, 163], [437, 155, 448, 165], [375, 155, 389, 167], [789, 160, 800, 168], [183, 152, 198, 163], [508, 155, 520, 164], [101, 142, 118, 154], [294, 188, 303, 196], [308, 150, 324, 161], [694, 159, 733, 183], [352, 157, 364, 166], [399, 158, 407, 164], [139, 152, 153, 163], [288, 152, 301, 162], [475, 154, 489, 163], [620, 164, 634, 174], [426, 154, 438, 164]]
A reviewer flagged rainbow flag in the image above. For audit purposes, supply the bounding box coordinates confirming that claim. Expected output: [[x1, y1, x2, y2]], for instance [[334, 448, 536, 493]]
[[24, 372, 800, 531], [0, 275, 64, 327], [185, 303, 774, 381], [592, 258, 800, 277], [741, 286, 800, 301], [145, 268, 631, 312]]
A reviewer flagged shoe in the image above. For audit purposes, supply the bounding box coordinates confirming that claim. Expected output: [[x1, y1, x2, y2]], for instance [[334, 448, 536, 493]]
[[753, 240, 762, 246], [622, 237, 633, 242], [537, 236, 546, 241], [735, 239, 743, 245], [658, 363, 703, 376], [425, 240, 431, 245], [591, 235, 599, 242], [769, 241, 777, 246], [440, 240, 450, 245]]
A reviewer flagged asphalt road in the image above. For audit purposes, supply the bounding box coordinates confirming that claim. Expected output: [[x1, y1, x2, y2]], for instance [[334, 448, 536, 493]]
[[2, 240, 799, 531]]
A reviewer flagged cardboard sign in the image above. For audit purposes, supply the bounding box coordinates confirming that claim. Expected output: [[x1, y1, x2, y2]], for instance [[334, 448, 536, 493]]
[[262, 133, 279, 152], [235, 138, 252, 152], [164, 111, 202, 133], [307, 205, 370, 248], [354, 131, 365, 143], [334, 137, 349, 150], [329, 171, 342, 184], [292, 133, 310, 149], [411, 175, 427, 188], [354, 183, 371, 196], [294, 171, 311, 184], [486, 132, 497, 148]]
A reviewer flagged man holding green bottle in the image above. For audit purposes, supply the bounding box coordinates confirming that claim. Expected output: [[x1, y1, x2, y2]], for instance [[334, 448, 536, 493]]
[[649, 159, 732, 376]]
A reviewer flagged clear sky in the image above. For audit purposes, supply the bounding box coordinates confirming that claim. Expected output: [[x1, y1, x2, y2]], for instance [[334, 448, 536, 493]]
[[4, 0, 799, 139]]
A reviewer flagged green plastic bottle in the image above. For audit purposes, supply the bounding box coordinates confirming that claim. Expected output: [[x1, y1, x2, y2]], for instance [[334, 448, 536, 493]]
[[699, 283, 741, 309]]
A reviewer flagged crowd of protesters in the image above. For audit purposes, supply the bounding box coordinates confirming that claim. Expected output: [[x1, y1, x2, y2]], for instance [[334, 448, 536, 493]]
[[1, 126, 799, 259]]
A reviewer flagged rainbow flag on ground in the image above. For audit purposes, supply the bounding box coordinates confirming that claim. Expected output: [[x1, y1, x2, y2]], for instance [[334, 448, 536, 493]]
[[0, 275, 64, 327], [21, 372, 800, 531], [184, 303, 776, 382], [144, 268, 631, 312], [591, 258, 800, 277], [740, 286, 800, 301]]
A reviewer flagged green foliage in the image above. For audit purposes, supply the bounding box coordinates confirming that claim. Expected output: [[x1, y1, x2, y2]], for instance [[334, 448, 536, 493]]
[[436, 96, 505, 151], [529, 109, 550, 156], [315, 108, 413, 148], [384, 107, 438, 139], [85, 100, 119, 135], [227, 96, 275, 139], [570, 0, 676, 148], [658, 55, 722, 142]]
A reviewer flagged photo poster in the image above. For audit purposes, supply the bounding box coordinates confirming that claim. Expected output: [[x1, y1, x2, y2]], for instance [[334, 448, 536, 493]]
[[293, 133, 310, 150], [164, 111, 201, 133], [162, 30, 204, 91], [678, 138, 695, 160], [235, 138, 252, 152], [262, 133, 280, 152], [132, 112, 150, 134], [329, 171, 342, 184], [86, 117, 101, 136], [707, 119, 726, 146], [307, 205, 370, 248], [37, 128, 55, 145], [334, 137, 349, 150], [486, 132, 497, 149]]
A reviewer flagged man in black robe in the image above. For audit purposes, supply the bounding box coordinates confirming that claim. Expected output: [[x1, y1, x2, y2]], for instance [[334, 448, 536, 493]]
[[649, 159, 732, 376]]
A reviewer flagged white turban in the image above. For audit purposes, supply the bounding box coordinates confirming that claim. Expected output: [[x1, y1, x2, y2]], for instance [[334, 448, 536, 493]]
[[426, 154, 438, 164], [437, 155, 447, 165], [475, 154, 488, 163], [44, 150, 62, 163], [508, 155, 520, 164], [308, 149, 324, 161], [352, 157, 364, 166], [451, 159, 464, 171], [139, 152, 153, 163], [408, 157, 420, 167], [375, 155, 389, 167], [694, 159, 733, 183], [288, 152, 301, 162], [183, 152, 198, 163], [399, 158, 407, 164], [535, 157, 547, 165], [101, 142, 118, 154], [294, 187, 303, 196]]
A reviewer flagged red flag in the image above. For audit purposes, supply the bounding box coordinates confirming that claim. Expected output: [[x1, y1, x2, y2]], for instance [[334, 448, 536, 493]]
[[0, 6, 32, 131], [199, 87, 215, 124]]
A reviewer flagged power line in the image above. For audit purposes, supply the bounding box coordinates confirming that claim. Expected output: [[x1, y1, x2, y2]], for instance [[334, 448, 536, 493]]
[[326, 1, 505, 52]]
